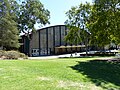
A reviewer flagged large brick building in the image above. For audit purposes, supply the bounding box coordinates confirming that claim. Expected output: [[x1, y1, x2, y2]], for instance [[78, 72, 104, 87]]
[[20, 25, 85, 56]]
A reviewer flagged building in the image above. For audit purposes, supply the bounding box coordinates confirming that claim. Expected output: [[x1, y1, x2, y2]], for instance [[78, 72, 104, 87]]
[[20, 25, 85, 56]]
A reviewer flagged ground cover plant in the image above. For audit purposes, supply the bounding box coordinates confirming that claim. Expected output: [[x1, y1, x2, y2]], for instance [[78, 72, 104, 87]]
[[0, 50, 27, 59], [0, 57, 120, 90]]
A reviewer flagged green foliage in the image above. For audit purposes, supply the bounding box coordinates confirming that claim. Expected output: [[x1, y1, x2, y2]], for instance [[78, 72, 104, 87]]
[[89, 0, 120, 46], [65, 2, 91, 29], [64, 26, 81, 44], [65, 2, 91, 43], [65, 0, 120, 49], [0, 50, 6, 57], [0, 50, 27, 59], [17, 0, 50, 37], [0, 0, 50, 50], [65, 2, 92, 54], [6, 51, 20, 59], [0, 0, 20, 49]]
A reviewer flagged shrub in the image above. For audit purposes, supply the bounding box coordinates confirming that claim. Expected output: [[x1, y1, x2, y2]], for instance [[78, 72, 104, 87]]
[[19, 53, 28, 59], [6, 51, 20, 59], [0, 50, 5, 58], [0, 50, 27, 60]]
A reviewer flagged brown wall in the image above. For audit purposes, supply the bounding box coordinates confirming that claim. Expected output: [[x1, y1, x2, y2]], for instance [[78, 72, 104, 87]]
[[30, 32, 39, 56], [29, 25, 67, 56], [28, 25, 83, 56]]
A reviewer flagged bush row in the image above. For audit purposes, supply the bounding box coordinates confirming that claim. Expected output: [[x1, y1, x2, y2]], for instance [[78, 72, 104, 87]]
[[0, 50, 28, 59]]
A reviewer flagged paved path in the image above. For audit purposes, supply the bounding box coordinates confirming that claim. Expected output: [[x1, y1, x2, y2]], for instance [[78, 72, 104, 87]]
[[28, 50, 119, 60], [28, 53, 82, 59]]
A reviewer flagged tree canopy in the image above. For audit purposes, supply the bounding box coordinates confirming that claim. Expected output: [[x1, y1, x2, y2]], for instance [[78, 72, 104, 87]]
[[65, 0, 120, 51], [0, 0, 50, 50], [0, 0, 20, 50], [89, 0, 120, 47], [17, 0, 50, 37], [65, 2, 91, 54]]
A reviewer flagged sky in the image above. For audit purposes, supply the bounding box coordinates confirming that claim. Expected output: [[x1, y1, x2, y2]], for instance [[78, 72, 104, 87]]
[[35, 0, 93, 29]]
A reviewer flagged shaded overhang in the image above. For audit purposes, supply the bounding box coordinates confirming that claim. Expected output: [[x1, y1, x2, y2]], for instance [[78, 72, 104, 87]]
[[55, 45, 85, 49]]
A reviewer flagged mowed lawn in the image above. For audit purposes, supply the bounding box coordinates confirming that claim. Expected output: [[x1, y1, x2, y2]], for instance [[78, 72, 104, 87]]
[[0, 57, 120, 90]]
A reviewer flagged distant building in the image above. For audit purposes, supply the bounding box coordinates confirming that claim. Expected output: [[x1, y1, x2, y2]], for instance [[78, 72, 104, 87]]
[[19, 25, 85, 56]]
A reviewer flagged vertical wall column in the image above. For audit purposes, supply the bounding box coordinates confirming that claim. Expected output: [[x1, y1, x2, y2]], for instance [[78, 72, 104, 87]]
[[24, 37, 30, 56], [53, 27, 55, 54], [65, 26, 67, 52], [39, 30, 41, 56], [46, 28, 48, 55], [59, 26, 61, 46]]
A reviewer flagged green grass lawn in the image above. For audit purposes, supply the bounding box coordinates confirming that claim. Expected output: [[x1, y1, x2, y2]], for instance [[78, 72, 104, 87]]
[[0, 57, 120, 90]]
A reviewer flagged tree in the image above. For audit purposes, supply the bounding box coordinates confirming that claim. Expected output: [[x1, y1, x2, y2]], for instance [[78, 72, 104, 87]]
[[0, 0, 20, 50], [89, 0, 120, 48], [65, 2, 92, 55], [17, 0, 50, 38]]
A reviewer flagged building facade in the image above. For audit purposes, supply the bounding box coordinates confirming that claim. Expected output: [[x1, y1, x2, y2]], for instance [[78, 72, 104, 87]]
[[20, 25, 85, 56]]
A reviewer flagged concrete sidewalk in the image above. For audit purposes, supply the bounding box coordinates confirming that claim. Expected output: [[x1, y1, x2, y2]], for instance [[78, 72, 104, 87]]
[[28, 50, 119, 59], [28, 55, 59, 59], [28, 53, 82, 59]]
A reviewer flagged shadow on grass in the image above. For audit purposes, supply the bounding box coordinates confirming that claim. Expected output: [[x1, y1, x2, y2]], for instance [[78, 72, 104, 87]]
[[71, 59, 120, 89]]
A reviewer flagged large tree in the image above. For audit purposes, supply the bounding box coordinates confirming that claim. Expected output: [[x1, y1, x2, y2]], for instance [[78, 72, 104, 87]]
[[17, 0, 50, 38], [89, 0, 120, 48], [0, 0, 20, 50], [65, 2, 91, 55], [0, 0, 50, 50]]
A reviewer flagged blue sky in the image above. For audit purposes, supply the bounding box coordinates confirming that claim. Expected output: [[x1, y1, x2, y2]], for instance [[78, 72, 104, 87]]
[[35, 0, 93, 29]]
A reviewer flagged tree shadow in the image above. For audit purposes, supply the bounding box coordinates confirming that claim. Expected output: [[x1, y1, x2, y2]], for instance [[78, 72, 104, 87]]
[[71, 59, 120, 89]]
